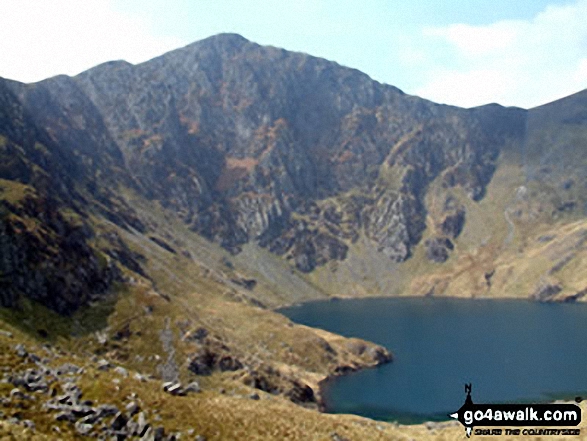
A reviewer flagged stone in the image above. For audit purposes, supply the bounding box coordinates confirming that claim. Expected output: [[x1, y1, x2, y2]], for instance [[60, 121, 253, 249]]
[[167, 383, 184, 396], [57, 394, 74, 405], [0, 330, 13, 338], [533, 283, 563, 302], [134, 372, 147, 382], [114, 366, 129, 377], [136, 412, 150, 437], [22, 419, 35, 429], [112, 323, 132, 341], [56, 363, 81, 376], [10, 388, 27, 400], [55, 411, 76, 422], [78, 412, 100, 425], [97, 404, 120, 418], [125, 401, 140, 416], [249, 392, 260, 400], [285, 381, 315, 404], [111, 412, 128, 431], [97, 359, 111, 371], [424, 237, 454, 263], [331, 432, 350, 441], [14, 344, 27, 358], [183, 381, 200, 394], [217, 355, 243, 372], [183, 327, 208, 342], [75, 422, 93, 436], [71, 404, 94, 418], [153, 426, 166, 441], [163, 381, 185, 396], [439, 209, 466, 239]]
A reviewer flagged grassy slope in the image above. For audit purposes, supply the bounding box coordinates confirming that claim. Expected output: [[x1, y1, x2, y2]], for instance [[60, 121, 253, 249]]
[[4, 329, 587, 441], [3, 138, 587, 439]]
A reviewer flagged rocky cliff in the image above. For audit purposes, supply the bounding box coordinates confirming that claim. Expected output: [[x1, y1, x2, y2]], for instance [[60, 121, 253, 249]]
[[2, 33, 587, 440], [1, 33, 587, 311]]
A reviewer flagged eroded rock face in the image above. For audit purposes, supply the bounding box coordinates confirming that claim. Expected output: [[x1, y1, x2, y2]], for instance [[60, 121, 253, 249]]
[[187, 349, 244, 376], [439, 209, 466, 239], [0, 197, 120, 314], [424, 237, 454, 263], [1, 33, 529, 276]]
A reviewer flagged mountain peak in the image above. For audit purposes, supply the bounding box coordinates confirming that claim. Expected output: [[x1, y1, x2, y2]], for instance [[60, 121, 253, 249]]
[[184, 32, 251, 51], [203, 32, 250, 43]]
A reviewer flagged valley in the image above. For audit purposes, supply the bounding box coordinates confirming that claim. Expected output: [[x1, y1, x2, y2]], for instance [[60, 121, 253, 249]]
[[1, 33, 587, 439]]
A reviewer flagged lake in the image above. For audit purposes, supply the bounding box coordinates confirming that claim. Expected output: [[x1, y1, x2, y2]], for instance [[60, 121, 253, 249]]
[[279, 297, 587, 424]]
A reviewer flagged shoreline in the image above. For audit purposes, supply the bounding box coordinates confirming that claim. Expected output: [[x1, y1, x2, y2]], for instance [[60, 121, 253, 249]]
[[279, 296, 587, 426], [302, 344, 393, 413], [274, 292, 585, 312]]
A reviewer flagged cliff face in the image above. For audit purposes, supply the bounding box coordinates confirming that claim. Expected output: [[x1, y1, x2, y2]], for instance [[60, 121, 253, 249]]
[[1, 33, 587, 312], [67, 34, 528, 269]]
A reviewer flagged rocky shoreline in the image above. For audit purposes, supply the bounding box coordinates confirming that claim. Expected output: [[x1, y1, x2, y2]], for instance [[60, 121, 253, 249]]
[[314, 347, 393, 413]]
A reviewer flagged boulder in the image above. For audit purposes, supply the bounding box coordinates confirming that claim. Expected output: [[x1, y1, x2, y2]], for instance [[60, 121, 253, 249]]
[[424, 237, 454, 263]]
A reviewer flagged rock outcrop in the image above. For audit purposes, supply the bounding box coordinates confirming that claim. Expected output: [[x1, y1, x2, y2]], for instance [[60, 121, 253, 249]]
[[2, 33, 587, 308]]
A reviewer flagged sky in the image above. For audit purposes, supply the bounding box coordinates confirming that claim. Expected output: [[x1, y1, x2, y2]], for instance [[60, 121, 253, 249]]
[[0, 0, 586, 109]]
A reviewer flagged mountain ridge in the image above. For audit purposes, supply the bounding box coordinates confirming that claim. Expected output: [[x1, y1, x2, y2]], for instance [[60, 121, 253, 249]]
[[2, 33, 587, 440], [2, 33, 586, 289]]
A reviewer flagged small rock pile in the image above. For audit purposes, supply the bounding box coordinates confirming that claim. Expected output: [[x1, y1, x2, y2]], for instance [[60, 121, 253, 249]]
[[1, 344, 206, 440], [162, 381, 200, 396]]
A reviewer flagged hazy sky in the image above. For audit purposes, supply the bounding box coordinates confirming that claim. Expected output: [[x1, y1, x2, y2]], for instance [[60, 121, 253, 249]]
[[1, 0, 586, 108]]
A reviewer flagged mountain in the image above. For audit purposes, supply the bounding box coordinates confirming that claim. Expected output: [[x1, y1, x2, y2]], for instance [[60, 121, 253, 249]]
[[1, 33, 587, 439]]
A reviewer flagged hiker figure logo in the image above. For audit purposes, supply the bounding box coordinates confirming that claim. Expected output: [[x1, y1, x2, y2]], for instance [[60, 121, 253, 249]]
[[449, 383, 581, 437], [449, 383, 475, 437]]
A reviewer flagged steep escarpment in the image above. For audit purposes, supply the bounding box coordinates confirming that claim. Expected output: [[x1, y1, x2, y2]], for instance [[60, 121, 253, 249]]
[[5, 34, 530, 275], [2, 32, 587, 439], [2, 33, 587, 314]]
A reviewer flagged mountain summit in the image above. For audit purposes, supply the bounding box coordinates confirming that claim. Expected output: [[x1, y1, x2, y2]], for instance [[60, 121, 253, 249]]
[[2, 34, 587, 306], [2, 34, 587, 440]]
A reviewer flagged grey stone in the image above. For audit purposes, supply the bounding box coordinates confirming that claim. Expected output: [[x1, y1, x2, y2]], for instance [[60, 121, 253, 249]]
[[111, 411, 128, 431], [97, 404, 120, 418], [114, 366, 129, 377], [75, 422, 93, 436], [125, 401, 140, 416], [134, 372, 147, 382], [168, 384, 184, 396], [97, 359, 111, 371], [424, 237, 454, 263], [10, 388, 27, 400], [55, 411, 76, 422], [183, 381, 200, 394], [71, 404, 94, 418], [56, 363, 81, 375], [136, 411, 150, 437], [22, 419, 35, 429], [153, 426, 166, 441], [14, 344, 27, 358]]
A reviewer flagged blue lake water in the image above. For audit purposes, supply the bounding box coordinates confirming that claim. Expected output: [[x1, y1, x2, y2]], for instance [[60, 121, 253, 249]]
[[279, 297, 587, 423]]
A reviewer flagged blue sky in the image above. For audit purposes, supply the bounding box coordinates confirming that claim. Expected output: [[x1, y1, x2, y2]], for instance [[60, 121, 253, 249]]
[[1, 0, 585, 108]]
